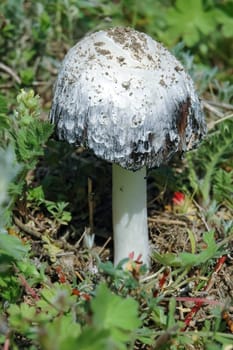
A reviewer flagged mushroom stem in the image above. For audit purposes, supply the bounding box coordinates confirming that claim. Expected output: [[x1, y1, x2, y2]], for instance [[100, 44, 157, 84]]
[[112, 164, 150, 267]]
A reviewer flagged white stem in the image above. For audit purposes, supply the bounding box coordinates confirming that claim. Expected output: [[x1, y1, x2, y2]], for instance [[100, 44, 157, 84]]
[[112, 164, 150, 266]]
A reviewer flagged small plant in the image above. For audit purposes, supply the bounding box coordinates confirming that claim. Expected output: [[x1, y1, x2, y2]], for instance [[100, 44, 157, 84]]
[[0, 233, 33, 307], [213, 168, 233, 209], [27, 185, 71, 225], [12, 90, 53, 166], [0, 89, 53, 226], [184, 117, 233, 208]]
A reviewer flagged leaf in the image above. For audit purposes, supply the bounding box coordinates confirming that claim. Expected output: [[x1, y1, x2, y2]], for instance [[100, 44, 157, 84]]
[[99, 260, 130, 277], [151, 305, 167, 327], [167, 298, 176, 329], [19, 68, 34, 85], [38, 283, 76, 316], [152, 251, 184, 267], [73, 328, 113, 350], [0, 94, 9, 134], [39, 314, 81, 350], [213, 169, 233, 208], [8, 303, 38, 334], [163, 0, 217, 46], [213, 8, 233, 38], [45, 200, 72, 224], [0, 93, 8, 114], [179, 232, 219, 267], [0, 234, 29, 261], [153, 231, 220, 268], [15, 119, 53, 164], [27, 185, 45, 203], [91, 284, 141, 344]]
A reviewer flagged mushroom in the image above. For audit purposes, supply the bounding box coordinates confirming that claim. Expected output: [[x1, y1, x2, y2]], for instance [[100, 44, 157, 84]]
[[50, 27, 206, 267]]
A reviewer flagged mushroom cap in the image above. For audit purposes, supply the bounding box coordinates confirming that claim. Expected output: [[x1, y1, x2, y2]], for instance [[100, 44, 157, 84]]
[[50, 27, 206, 170]]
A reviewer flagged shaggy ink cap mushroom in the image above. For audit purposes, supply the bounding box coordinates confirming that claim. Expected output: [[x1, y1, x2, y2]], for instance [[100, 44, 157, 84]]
[[50, 27, 206, 267], [50, 27, 206, 169]]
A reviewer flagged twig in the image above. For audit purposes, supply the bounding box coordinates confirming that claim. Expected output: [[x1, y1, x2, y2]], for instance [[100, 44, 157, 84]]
[[14, 216, 78, 252], [176, 296, 224, 307], [32, 81, 48, 86], [13, 216, 41, 239], [0, 83, 15, 89], [3, 337, 10, 350], [203, 100, 224, 117], [148, 217, 187, 227], [75, 270, 84, 282], [203, 99, 233, 111], [141, 266, 165, 283], [18, 274, 40, 301], [205, 255, 227, 292], [98, 236, 112, 257], [74, 229, 87, 248], [208, 113, 233, 129], [56, 251, 75, 257], [0, 62, 21, 84], [0, 81, 48, 90]]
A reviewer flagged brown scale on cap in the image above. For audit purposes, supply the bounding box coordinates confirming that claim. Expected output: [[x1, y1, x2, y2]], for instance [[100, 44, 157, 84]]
[[176, 97, 191, 150]]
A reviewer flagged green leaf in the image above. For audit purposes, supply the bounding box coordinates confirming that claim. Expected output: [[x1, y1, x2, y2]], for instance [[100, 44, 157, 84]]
[[45, 200, 71, 224], [0, 274, 21, 301], [15, 119, 53, 164], [151, 305, 167, 327], [213, 169, 233, 208], [91, 284, 141, 344], [0, 94, 8, 112], [213, 8, 233, 38], [162, 0, 217, 46], [74, 328, 113, 350], [153, 231, 220, 268], [152, 251, 183, 267], [167, 298, 176, 329], [8, 303, 38, 334], [0, 234, 29, 261], [19, 68, 34, 85], [39, 314, 81, 350], [38, 283, 76, 315], [27, 185, 45, 203]]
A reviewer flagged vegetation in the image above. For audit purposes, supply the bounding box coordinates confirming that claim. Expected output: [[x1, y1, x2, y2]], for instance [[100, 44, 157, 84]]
[[0, 0, 233, 349]]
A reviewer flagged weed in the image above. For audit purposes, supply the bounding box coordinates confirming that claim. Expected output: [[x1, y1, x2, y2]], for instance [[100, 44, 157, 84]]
[[185, 118, 233, 208]]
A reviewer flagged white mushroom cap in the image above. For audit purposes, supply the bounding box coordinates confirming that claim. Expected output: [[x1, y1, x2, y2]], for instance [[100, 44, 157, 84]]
[[50, 27, 206, 170]]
